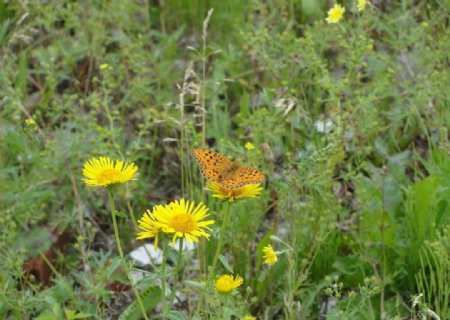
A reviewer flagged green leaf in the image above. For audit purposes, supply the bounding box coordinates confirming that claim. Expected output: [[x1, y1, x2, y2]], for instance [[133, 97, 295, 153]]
[[166, 311, 187, 320], [107, 257, 123, 279], [135, 271, 161, 288], [14, 228, 52, 259], [404, 175, 449, 261], [219, 255, 233, 273], [114, 210, 128, 219], [42, 294, 63, 320], [119, 286, 161, 320], [64, 309, 92, 319], [239, 91, 250, 118], [35, 310, 55, 320]]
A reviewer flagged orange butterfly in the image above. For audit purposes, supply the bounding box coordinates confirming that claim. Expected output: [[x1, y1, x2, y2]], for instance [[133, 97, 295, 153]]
[[192, 149, 265, 189]]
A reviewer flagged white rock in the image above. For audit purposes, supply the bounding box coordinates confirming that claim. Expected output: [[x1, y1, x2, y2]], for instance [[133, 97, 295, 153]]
[[170, 239, 196, 252], [315, 119, 334, 133], [129, 243, 162, 266]]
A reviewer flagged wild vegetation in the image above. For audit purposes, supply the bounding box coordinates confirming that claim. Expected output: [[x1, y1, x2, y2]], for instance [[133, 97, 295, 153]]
[[0, 1, 449, 319]]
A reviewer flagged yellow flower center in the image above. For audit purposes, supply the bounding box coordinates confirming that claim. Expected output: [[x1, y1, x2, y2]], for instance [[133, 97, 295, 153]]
[[219, 186, 243, 201], [98, 169, 120, 184], [171, 213, 195, 233], [231, 189, 244, 197]]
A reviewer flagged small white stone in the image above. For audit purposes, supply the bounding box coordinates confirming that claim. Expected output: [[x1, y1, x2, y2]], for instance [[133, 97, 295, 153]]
[[129, 243, 162, 266], [170, 239, 196, 252], [315, 119, 334, 133]]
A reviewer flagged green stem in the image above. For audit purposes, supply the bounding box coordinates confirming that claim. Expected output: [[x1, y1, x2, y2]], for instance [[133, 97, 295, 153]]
[[107, 189, 148, 320], [161, 237, 169, 318], [170, 238, 184, 306], [380, 173, 387, 320], [196, 202, 231, 315], [124, 186, 157, 266], [285, 255, 294, 318], [209, 203, 231, 280], [125, 185, 138, 230]]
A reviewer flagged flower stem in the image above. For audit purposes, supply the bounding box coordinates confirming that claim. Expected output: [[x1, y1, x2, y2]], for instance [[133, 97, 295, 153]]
[[125, 185, 139, 230], [196, 202, 231, 315], [107, 189, 148, 320], [170, 238, 184, 306], [160, 237, 169, 318], [209, 203, 230, 280]]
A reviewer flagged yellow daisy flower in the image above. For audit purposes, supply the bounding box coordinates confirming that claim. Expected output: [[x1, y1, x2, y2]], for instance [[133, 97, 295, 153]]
[[244, 142, 255, 150], [205, 181, 262, 202], [326, 4, 345, 24], [25, 118, 36, 125], [137, 208, 163, 249], [215, 274, 244, 293], [262, 244, 278, 265], [82, 157, 138, 187], [152, 199, 215, 244], [242, 316, 256, 320], [357, 0, 367, 11]]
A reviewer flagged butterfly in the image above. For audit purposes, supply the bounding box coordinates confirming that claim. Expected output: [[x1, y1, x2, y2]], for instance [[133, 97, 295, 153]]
[[192, 148, 265, 189]]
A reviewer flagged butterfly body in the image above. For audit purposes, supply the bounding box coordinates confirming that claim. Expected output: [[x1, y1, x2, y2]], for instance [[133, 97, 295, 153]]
[[218, 161, 240, 180], [192, 149, 265, 189]]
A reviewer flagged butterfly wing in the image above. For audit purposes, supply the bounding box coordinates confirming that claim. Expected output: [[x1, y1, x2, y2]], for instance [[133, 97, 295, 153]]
[[220, 165, 265, 189], [192, 149, 233, 182]]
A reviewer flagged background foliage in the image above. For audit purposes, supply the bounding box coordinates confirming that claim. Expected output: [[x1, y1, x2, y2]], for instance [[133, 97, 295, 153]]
[[0, 0, 449, 319]]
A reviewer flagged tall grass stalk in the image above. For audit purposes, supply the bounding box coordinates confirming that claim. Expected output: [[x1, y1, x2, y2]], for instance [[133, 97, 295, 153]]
[[178, 68, 187, 196], [415, 235, 449, 319], [201, 9, 213, 147], [379, 170, 387, 319], [197, 10, 213, 282]]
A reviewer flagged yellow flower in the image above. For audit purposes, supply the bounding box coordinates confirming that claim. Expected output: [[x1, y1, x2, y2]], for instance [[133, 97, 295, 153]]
[[137, 208, 163, 249], [82, 157, 138, 187], [357, 0, 367, 11], [99, 63, 109, 70], [205, 181, 262, 202], [242, 316, 256, 320], [152, 199, 214, 244], [326, 4, 345, 23], [262, 244, 278, 265], [244, 142, 255, 150], [215, 274, 243, 293], [25, 118, 35, 125]]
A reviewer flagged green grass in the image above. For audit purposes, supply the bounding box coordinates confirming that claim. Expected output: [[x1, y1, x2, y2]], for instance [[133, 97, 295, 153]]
[[1, 0, 449, 319]]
